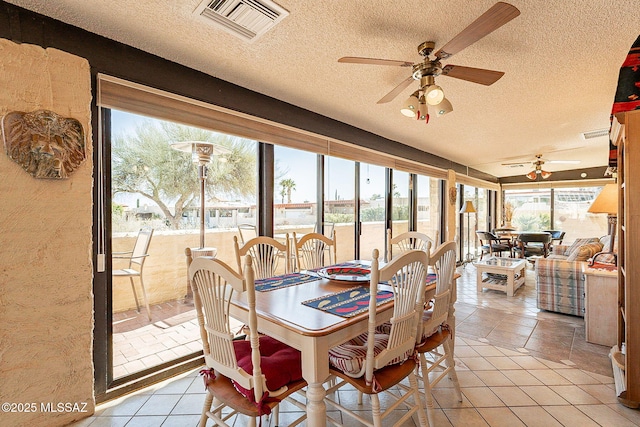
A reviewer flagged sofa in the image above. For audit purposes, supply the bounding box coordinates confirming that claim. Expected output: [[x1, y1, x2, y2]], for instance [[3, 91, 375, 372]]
[[535, 236, 610, 316]]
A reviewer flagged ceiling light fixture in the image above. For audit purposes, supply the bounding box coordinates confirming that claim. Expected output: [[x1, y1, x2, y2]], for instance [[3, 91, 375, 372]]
[[424, 84, 445, 105], [400, 75, 451, 122], [525, 161, 552, 180], [400, 91, 420, 117], [433, 97, 453, 117]]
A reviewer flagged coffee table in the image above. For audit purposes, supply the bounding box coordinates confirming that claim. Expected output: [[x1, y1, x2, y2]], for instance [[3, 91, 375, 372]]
[[475, 257, 526, 296]]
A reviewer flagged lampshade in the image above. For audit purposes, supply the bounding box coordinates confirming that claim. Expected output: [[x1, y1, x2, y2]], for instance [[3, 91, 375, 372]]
[[400, 93, 419, 117], [459, 200, 477, 214], [434, 98, 453, 117], [540, 170, 552, 179], [588, 183, 618, 214], [525, 170, 537, 180], [424, 84, 445, 105]]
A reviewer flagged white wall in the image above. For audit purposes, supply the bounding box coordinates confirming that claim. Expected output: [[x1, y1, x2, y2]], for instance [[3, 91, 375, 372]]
[[0, 39, 94, 427]]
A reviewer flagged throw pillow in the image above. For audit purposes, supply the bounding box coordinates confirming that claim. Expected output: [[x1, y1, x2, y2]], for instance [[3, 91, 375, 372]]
[[566, 238, 600, 256], [566, 242, 604, 262]]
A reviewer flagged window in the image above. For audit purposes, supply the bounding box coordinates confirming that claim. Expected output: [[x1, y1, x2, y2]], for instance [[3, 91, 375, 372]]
[[416, 174, 441, 243], [110, 109, 257, 380], [554, 186, 608, 242], [273, 145, 317, 236], [324, 156, 355, 262], [359, 163, 386, 260]]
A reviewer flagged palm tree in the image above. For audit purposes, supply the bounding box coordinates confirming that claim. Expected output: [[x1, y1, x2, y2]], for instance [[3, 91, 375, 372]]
[[279, 178, 296, 204]]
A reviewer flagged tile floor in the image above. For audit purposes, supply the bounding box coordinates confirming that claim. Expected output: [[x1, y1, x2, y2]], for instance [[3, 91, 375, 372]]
[[78, 261, 637, 426]]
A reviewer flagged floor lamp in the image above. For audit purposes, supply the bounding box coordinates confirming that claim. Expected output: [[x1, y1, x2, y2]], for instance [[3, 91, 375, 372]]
[[171, 140, 230, 300], [587, 183, 618, 264], [460, 200, 477, 265]]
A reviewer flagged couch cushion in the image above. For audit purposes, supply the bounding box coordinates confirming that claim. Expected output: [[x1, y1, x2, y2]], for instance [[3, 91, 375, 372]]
[[566, 238, 599, 256], [566, 242, 604, 262]]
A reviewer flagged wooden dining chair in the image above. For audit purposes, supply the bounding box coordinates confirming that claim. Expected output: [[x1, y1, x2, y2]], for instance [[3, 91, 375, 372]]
[[386, 229, 434, 262], [416, 239, 462, 425], [233, 235, 290, 279], [112, 228, 153, 321], [190, 255, 307, 427], [325, 249, 428, 427], [292, 230, 336, 271]]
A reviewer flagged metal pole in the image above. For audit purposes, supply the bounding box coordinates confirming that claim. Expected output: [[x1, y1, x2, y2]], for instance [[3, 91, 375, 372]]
[[199, 164, 206, 249]]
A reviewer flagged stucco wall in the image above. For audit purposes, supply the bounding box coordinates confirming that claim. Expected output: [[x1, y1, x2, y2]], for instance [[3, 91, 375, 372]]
[[0, 39, 94, 427]]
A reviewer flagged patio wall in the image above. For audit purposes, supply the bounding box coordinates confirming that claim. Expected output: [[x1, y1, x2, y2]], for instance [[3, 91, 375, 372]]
[[112, 221, 406, 311]]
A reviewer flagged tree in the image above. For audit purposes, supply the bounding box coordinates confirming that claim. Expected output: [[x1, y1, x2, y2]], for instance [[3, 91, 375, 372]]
[[279, 178, 296, 204], [112, 121, 256, 229]]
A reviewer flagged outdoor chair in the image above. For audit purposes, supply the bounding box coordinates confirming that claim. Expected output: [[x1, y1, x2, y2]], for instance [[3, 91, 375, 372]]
[[233, 235, 290, 279], [476, 231, 512, 259], [236, 223, 257, 245], [292, 231, 336, 271], [386, 229, 434, 262], [324, 249, 428, 427], [191, 255, 307, 427], [112, 228, 153, 321]]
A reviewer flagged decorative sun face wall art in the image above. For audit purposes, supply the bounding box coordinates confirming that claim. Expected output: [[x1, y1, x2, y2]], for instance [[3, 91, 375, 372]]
[[1, 109, 85, 179]]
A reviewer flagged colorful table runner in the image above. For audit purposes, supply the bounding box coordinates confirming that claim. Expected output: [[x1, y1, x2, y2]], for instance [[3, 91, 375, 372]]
[[302, 287, 394, 318], [254, 272, 318, 292]]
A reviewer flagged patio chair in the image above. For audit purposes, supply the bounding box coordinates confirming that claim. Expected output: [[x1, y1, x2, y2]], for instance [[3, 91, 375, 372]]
[[476, 231, 512, 259], [237, 223, 257, 245], [233, 235, 290, 279], [190, 255, 307, 427], [324, 249, 428, 427], [292, 230, 336, 271], [386, 229, 434, 262], [112, 228, 153, 321]]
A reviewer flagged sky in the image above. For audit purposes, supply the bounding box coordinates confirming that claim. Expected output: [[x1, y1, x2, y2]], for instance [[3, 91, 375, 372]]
[[111, 109, 409, 205]]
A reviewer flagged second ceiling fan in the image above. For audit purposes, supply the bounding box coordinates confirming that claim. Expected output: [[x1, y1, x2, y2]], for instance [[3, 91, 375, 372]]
[[338, 2, 520, 121]]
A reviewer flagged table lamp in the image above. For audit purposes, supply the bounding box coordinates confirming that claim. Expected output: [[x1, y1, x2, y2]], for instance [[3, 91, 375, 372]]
[[587, 183, 618, 259], [459, 200, 477, 264]]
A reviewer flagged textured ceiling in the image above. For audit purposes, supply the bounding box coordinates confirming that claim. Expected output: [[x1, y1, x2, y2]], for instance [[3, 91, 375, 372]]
[[7, 0, 639, 178]]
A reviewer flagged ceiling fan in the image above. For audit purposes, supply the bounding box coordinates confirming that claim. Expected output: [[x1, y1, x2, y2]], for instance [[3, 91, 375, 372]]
[[502, 154, 581, 180], [338, 2, 520, 121]]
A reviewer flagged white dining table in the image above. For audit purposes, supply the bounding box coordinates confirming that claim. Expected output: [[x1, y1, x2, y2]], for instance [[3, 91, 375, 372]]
[[229, 266, 394, 426]]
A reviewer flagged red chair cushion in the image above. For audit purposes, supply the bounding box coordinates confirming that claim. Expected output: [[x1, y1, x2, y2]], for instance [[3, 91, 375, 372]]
[[232, 335, 303, 399]]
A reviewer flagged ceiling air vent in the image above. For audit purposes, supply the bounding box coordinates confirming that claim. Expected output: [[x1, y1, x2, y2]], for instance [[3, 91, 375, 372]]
[[195, 0, 289, 42], [581, 128, 609, 140]]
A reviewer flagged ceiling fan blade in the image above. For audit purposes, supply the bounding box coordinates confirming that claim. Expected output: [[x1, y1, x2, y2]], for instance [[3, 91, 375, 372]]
[[501, 161, 529, 166], [377, 76, 415, 104], [434, 2, 521, 60], [441, 65, 504, 86], [545, 160, 581, 164], [338, 57, 414, 67]]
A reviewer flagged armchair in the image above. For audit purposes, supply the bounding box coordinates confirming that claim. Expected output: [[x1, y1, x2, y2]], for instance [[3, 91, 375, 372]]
[[475, 231, 512, 259], [535, 237, 604, 316]]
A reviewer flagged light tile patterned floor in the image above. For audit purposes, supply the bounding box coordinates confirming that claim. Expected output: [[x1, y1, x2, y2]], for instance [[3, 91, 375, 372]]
[[87, 261, 637, 426]]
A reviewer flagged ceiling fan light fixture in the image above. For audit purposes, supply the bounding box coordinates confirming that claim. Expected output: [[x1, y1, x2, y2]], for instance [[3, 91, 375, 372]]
[[525, 170, 538, 180], [424, 84, 445, 105], [540, 170, 552, 179], [400, 92, 419, 117], [434, 97, 453, 117], [417, 96, 429, 121]]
